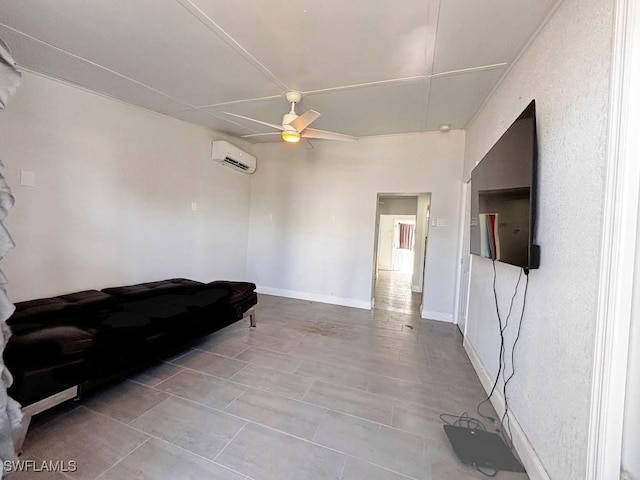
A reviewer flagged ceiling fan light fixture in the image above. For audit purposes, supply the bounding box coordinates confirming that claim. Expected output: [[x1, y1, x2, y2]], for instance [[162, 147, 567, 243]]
[[281, 130, 301, 143]]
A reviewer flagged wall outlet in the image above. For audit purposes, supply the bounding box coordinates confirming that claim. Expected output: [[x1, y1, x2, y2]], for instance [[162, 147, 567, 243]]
[[436, 218, 446, 227], [20, 170, 35, 187]]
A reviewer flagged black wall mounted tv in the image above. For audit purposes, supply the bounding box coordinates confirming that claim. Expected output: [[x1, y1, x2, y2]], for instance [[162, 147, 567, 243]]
[[470, 100, 540, 270]]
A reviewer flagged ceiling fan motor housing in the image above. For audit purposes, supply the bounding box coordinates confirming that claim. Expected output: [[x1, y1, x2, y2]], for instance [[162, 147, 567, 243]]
[[282, 112, 298, 125], [284, 91, 302, 104]]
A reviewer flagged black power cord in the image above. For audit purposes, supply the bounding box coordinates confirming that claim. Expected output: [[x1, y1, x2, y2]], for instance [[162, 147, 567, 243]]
[[440, 263, 531, 477], [499, 271, 529, 449], [477, 262, 523, 423]]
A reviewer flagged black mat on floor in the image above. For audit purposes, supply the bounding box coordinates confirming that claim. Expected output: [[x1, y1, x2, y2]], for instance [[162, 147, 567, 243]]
[[444, 425, 526, 473]]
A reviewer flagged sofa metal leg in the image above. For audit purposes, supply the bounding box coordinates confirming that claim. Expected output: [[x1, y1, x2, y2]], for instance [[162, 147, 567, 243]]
[[14, 385, 79, 456], [13, 413, 31, 456], [246, 307, 256, 327]]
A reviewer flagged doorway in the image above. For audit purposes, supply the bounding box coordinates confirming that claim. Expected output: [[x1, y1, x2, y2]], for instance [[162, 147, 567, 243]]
[[372, 193, 430, 315]]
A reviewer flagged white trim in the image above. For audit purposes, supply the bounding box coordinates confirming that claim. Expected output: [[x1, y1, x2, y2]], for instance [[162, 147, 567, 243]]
[[462, 257, 473, 338], [587, 0, 640, 478], [463, 338, 551, 480], [452, 181, 468, 327], [420, 309, 453, 322], [256, 286, 371, 310]]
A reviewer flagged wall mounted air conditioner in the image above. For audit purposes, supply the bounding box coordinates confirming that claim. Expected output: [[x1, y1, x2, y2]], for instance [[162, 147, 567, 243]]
[[212, 140, 256, 174]]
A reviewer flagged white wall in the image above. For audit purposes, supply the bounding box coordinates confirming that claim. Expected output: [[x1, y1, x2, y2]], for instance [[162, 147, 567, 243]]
[[463, 0, 613, 478], [378, 196, 417, 215], [0, 72, 253, 302], [246, 132, 464, 318]]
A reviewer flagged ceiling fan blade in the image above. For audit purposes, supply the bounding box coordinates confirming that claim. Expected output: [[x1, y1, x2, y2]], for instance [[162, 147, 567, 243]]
[[241, 132, 281, 138], [289, 110, 321, 132], [224, 112, 284, 131], [301, 128, 357, 142]]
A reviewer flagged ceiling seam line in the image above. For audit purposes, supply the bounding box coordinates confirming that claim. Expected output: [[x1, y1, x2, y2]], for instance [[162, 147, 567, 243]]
[[0, 23, 196, 110], [301, 76, 427, 95], [430, 63, 509, 79], [174, 0, 289, 92], [193, 109, 263, 134], [196, 95, 285, 109], [421, 0, 441, 131]]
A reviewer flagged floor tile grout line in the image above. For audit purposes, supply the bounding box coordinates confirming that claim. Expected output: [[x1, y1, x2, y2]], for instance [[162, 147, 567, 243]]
[[94, 436, 151, 479], [126, 366, 185, 389], [230, 345, 252, 358], [338, 455, 348, 480], [391, 399, 396, 428], [149, 366, 186, 387], [301, 377, 317, 399], [212, 422, 249, 463], [221, 384, 251, 412], [309, 408, 331, 443], [227, 362, 252, 381]]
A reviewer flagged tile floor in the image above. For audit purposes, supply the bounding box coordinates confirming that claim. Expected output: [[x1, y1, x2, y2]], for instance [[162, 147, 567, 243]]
[[374, 270, 422, 315], [11, 295, 529, 480]]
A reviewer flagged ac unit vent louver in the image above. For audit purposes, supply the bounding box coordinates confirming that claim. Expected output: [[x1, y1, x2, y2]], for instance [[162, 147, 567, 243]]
[[222, 156, 250, 171], [211, 140, 256, 174]]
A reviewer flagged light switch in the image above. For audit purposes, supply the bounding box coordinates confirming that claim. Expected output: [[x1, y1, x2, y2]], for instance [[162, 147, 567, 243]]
[[20, 170, 35, 187], [191, 202, 197, 211]]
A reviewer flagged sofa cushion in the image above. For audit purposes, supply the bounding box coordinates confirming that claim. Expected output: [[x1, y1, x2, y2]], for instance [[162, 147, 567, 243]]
[[101, 278, 204, 298], [208, 281, 257, 320], [208, 281, 256, 303], [4, 325, 95, 369], [8, 298, 68, 324], [59, 290, 113, 305]]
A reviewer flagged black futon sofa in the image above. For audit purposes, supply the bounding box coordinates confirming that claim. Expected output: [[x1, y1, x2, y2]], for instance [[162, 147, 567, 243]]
[[4, 278, 257, 410]]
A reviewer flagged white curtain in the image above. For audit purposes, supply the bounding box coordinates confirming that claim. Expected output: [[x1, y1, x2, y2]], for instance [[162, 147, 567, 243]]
[[0, 37, 23, 470]]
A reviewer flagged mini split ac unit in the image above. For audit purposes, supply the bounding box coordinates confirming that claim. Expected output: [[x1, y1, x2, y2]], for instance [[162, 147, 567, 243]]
[[212, 140, 256, 174]]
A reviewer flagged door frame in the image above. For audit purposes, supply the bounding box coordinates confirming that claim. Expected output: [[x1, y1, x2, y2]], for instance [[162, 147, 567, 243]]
[[587, 0, 640, 477], [371, 193, 430, 307], [453, 181, 472, 335]]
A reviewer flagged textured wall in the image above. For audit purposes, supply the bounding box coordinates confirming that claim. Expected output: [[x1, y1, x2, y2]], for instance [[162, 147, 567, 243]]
[[246, 132, 465, 317], [0, 72, 253, 302], [464, 0, 614, 478]]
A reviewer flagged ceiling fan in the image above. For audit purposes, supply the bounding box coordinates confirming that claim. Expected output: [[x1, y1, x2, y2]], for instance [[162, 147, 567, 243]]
[[224, 91, 356, 144]]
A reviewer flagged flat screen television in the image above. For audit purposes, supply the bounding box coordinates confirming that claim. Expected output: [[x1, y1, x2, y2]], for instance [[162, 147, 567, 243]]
[[470, 100, 540, 270]]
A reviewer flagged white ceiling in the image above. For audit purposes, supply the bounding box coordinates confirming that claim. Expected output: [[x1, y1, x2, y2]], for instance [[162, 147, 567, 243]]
[[0, 0, 559, 142]]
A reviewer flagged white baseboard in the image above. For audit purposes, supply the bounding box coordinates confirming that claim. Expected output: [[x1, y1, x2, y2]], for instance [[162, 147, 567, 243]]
[[421, 309, 453, 322], [463, 338, 550, 480], [256, 286, 372, 310]]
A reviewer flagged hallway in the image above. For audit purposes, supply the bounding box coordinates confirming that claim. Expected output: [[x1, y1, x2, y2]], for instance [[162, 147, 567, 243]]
[[374, 270, 422, 315]]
